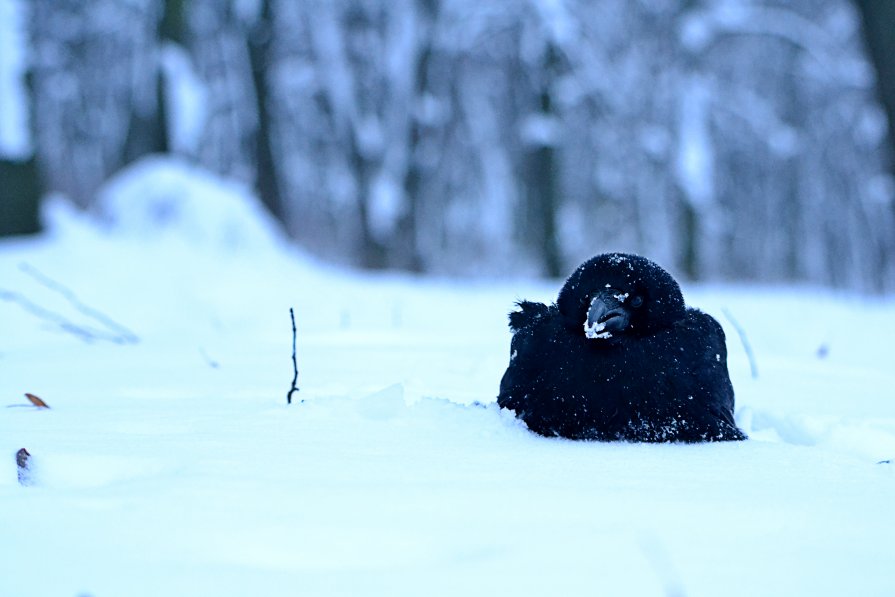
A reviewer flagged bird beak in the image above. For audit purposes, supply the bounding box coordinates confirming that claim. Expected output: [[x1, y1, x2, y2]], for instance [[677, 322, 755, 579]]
[[585, 292, 630, 339]]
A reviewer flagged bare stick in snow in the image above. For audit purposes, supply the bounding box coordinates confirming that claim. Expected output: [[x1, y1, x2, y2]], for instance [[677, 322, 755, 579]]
[[722, 308, 758, 379], [16, 448, 32, 486], [287, 308, 300, 405]]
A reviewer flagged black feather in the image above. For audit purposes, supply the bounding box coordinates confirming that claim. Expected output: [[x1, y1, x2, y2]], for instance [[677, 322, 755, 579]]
[[508, 300, 551, 332], [497, 252, 747, 443]]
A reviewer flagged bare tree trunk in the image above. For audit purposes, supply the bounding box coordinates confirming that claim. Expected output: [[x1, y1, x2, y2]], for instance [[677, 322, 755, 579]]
[[0, 158, 41, 235], [854, 0, 895, 174], [519, 42, 563, 278], [247, 0, 283, 221]]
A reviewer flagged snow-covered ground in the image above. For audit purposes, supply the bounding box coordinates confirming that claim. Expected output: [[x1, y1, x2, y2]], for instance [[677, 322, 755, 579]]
[[2, 158, 894, 596]]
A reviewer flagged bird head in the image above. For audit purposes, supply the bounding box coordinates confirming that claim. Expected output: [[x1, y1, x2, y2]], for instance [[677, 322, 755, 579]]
[[556, 253, 686, 341]]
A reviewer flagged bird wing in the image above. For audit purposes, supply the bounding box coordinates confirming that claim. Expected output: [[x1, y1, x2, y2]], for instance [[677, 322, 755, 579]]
[[497, 301, 556, 412], [680, 309, 745, 439]]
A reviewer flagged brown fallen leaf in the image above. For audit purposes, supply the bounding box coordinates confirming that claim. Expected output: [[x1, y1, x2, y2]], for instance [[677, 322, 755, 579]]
[[24, 393, 50, 409]]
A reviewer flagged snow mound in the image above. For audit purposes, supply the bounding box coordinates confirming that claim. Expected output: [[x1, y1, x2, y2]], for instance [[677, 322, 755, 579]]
[[96, 156, 284, 254]]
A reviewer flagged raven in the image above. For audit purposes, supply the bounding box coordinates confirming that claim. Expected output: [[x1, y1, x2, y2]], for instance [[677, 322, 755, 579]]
[[497, 253, 746, 442]]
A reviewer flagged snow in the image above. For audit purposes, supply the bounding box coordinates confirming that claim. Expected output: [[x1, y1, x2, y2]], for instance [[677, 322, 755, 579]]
[[160, 43, 209, 157], [0, 0, 30, 159], [676, 74, 715, 207], [520, 113, 560, 147], [3, 159, 895, 596], [584, 320, 612, 340], [95, 156, 284, 255]]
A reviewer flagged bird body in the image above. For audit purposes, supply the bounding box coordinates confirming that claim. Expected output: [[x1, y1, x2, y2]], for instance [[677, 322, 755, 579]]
[[498, 253, 746, 442]]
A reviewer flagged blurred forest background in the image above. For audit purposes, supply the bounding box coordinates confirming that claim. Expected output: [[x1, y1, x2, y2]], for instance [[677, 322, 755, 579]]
[[1, 0, 895, 292]]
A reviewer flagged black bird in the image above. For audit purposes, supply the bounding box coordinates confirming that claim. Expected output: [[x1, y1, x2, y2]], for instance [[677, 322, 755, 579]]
[[497, 253, 746, 442]]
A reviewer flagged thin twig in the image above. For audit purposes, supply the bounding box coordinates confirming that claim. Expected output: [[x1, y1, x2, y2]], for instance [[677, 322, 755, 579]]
[[0, 288, 104, 343], [0, 263, 139, 345], [722, 308, 758, 379], [19, 262, 139, 344], [287, 308, 300, 405]]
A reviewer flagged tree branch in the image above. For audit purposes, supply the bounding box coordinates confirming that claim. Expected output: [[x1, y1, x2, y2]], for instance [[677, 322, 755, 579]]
[[0, 288, 105, 343], [0, 264, 139, 345], [287, 308, 300, 404], [19, 262, 139, 343]]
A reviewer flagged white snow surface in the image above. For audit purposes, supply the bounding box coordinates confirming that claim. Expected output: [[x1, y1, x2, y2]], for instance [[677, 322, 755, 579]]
[[160, 44, 209, 157], [2, 159, 895, 596], [0, 0, 30, 159]]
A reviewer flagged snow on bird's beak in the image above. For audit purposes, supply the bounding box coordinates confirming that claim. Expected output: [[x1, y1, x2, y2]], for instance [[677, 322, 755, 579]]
[[584, 291, 630, 339]]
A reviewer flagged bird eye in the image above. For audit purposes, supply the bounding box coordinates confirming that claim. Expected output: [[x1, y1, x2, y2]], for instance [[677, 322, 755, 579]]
[[630, 296, 644, 308]]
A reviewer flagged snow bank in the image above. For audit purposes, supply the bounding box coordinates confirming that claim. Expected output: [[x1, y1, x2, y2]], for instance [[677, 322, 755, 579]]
[[95, 155, 285, 255]]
